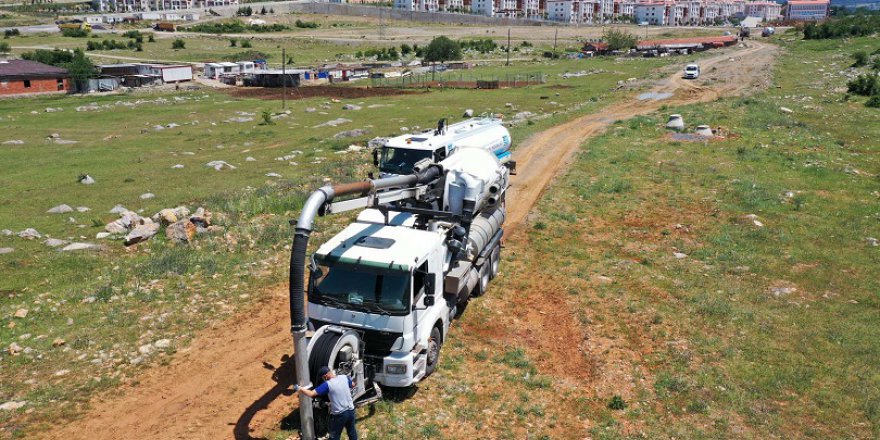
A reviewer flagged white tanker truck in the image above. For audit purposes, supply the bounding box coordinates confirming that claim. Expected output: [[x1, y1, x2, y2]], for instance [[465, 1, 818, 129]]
[[372, 117, 514, 178], [288, 147, 511, 439]]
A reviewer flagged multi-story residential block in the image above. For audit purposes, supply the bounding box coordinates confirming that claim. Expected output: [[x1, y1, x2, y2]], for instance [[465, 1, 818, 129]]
[[471, 0, 495, 15], [635, 2, 667, 24], [745, 0, 781, 20], [546, 0, 578, 22], [785, 0, 828, 20], [394, 0, 417, 10]]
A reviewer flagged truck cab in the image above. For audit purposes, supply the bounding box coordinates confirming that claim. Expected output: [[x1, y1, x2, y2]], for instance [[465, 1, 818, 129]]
[[307, 210, 453, 388], [373, 117, 512, 178]]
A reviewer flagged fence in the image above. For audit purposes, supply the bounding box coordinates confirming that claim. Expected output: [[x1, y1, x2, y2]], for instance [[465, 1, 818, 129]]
[[371, 71, 546, 89]]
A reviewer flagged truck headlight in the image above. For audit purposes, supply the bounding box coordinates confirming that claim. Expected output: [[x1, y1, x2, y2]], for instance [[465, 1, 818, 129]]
[[385, 364, 407, 375]]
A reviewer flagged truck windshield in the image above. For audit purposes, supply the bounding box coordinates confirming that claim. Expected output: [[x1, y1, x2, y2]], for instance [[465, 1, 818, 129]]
[[311, 264, 410, 315], [379, 147, 432, 175]]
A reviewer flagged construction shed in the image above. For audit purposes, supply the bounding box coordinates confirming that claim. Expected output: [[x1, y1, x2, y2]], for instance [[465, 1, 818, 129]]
[[636, 35, 738, 51], [0, 60, 69, 97], [242, 69, 305, 88]]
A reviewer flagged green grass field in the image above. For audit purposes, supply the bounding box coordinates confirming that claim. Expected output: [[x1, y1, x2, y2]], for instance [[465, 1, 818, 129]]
[[339, 35, 880, 439], [0, 51, 686, 437]]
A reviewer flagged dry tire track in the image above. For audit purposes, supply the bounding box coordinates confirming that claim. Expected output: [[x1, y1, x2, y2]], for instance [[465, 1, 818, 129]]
[[44, 41, 776, 440]]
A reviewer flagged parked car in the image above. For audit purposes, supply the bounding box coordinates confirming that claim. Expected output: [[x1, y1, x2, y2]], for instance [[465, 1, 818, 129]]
[[683, 64, 700, 79]]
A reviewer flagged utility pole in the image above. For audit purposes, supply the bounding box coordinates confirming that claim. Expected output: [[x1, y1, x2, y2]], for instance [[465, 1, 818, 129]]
[[553, 27, 558, 53], [506, 27, 511, 66], [282, 48, 287, 110]]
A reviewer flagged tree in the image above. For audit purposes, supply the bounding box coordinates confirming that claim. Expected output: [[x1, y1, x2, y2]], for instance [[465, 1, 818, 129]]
[[0, 42, 10, 53], [603, 28, 637, 51], [400, 43, 412, 55], [423, 36, 461, 64], [172, 38, 185, 49], [61, 48, 95, 93], [260, 6, 267, 15], [229, 38, 237, 47], [241, 40, 252, 48]]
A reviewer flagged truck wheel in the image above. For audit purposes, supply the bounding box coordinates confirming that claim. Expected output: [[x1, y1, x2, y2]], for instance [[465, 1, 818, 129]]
[[489, 245, 501, 280], [472, 261, 491, 297], [425, 326, 442, 377]]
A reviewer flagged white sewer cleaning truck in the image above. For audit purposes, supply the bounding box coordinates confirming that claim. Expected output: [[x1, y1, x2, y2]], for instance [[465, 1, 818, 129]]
[[372, 117, 514, 177], [288, 145, 512, 439]]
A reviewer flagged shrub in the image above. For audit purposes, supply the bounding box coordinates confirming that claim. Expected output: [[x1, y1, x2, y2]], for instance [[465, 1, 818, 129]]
[[852, 50, 869, 67], [122, 30, 141, 39], [867, 95, 880, 108], [603, 28, 637, 51], [295, 19, 319, 28], [4, 28, 21, 38], [241, 40, 252, 48], [460, 38, 497, 53], [61, 27, 89, 38], [0, 41, 9, 53], [608, 395, 627, 410], [171, 38, 185, 49], [847, 74, 879, 96]]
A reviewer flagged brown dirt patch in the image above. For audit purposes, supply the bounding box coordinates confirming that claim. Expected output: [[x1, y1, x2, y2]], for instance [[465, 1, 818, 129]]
[[223, 85, 420, 101]]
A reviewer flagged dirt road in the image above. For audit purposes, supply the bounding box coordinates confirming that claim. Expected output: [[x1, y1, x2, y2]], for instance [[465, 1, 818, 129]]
[[45, 41, 777, 440]]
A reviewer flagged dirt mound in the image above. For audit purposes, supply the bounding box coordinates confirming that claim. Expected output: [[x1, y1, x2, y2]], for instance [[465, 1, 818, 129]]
[[224, 85, 420, 101]]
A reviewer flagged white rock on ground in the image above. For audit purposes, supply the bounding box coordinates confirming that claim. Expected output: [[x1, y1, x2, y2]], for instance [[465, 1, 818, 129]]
[[138, 344, 155, 355], [124, 223, 160, 246], [867, 237, 879, 247], [140, 193, 156, 200], [76, 206, 91, 213], [245, 156, 256, 162], [205, 160, 236, 171], [45, 238, 68, 247], [1, 229, 11, 236], [109, 204, 128, 214], [0, 248, 13, 254], [18, 228, 41, 240], [463, 109, 474, 117], [265, 172, 282, 178], [14, 308, 28, 318], [3, 140, 25, 145], [313, 118, 352, 128], [79, 175, 95, 185], [0, 401, 27, 411], [172, 164, 185, 169], [61, 243, 101, 252], [673, 252, 688, 259], [154, 339, 172, 349], [47, 204, 74, 214], [780, 107, 793, 114], [96, 232, 111, 239]]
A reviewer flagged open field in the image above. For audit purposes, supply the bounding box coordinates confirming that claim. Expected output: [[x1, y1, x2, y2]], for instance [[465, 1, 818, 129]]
[[0, 46, 699, 438]]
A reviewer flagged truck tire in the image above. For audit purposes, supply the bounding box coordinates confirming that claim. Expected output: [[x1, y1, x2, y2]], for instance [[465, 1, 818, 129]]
[[472, 261, 491, 297], [424, 326, 442, 377], [489, 245, 501, 280]]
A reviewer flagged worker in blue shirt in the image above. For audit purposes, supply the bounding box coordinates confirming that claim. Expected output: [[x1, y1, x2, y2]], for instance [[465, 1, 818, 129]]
[[295, 366, 358, 440]]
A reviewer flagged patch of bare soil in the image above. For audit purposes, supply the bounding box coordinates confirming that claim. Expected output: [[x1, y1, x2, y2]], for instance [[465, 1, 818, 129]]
[[42, 42, 778, 440], [224, 85, 420, 101]]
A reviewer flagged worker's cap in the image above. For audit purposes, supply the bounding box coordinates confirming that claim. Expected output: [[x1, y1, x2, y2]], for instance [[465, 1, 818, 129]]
[[317, 366, 331, 378]]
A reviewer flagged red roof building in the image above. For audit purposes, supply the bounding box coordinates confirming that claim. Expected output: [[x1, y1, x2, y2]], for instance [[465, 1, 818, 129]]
[[0, 60, 70, 97]]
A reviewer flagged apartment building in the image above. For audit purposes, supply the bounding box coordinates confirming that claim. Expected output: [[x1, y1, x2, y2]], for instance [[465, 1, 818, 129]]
[[785, 0, 828, 20]]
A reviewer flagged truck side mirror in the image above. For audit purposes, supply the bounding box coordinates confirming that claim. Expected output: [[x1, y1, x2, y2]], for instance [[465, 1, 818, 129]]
[[424, 275, 435, 295], [423, 295, 435, 307], [372, 149, 379, 167]]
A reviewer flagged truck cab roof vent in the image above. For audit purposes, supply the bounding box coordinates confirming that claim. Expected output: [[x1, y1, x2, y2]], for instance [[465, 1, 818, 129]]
[[354, 236, 395, 249]]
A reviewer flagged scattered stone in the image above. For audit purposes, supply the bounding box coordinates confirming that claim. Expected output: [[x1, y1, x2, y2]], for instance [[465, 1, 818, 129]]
[[190, 207, 212, 231], [342, 104, 362, 111], [81, 296, 96, 303], [744, 214, 764, 227], [1, 229, 11, 236], [45, 238, 68, 248], [0, 247, 13, 254], [347, 145, 363, 152], [124, 223, 160, 246], [109, 204, 128, 214], [2, 140, 24, 145], [867, 237, 879, 247], [334, 128, 371, 139], [14, 308, 28, 319], [79, 174, 96, 185], [313, 118, 352, 128], [463, 109, 474, 117], [226, 116, 253, 123], [673, 252, 688, 259], [205, 160, 236, 171], [245, 156, 256, 162], [0, 401, 26, 411], [18, 228, 41, 240], [265, 172, 282, 178], [154, 209, 178, 225], [780, 107, 793, 114], [154, 339, 172, 349], [52, 338, 66, 347], [166, 220, 196, 243], [505, 102, 514, 108], [172, 164, 185, 169], [95, 232, 111, 239], [7, 342, 22, 356], [105, 219, 128, 234], [138, 344, 155, 355], [53, 369, 70, 377], [770, 286, 797, 297], [61, 243, 101, 252], [140, 192, 156, 200], [76, 206, 91, 213], [47, 203, 73, 214], [305, 107, 316, 113]]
